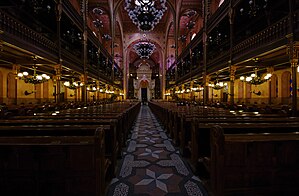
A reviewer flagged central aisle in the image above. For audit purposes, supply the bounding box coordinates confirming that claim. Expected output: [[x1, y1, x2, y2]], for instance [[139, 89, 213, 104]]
[[107, 105, 208, 196]]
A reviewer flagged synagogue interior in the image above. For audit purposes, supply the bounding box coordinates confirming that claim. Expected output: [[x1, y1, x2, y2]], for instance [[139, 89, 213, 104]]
[[0, 0, 299, 195]]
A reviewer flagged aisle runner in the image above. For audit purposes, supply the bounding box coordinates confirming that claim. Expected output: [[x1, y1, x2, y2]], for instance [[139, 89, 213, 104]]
[[107, 106, 208, 196]]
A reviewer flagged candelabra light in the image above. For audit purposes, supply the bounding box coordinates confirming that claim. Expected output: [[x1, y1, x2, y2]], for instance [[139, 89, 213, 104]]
[[93, 19, 103, 28], [240, 68, 271, 85], [179, 35, 187, 42], [186, 20, 195, 29], [86, 84, 98, 92], [64, 78, 83, 90], [133, 41, 156, 59], [240, 0, 268, 17], [92, 7, 104, 15], [191, 87, 204, 92], [124, 0, 167, 31], [102, 34, 112, 40], [209, 80, 228, 90], [18, 67, 50, 84]]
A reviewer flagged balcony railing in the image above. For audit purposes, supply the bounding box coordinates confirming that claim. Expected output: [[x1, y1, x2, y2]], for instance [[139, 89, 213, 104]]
[[232, 16, 289, 57], [0, 11, 57, 57]]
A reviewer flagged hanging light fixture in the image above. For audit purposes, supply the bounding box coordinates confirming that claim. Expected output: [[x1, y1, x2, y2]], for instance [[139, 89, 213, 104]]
[[133, 41, 156, 59], [18, 67, 50, 84], [102, 34, 112, 40], [209, 80, 228, 90], [240, 67, 272, 85], [239, 0, 268, 17], [191, 86, 204, 92], [86, 83, 98, 92], [124, 0, 167, 31], [64, 78, 84, 90]]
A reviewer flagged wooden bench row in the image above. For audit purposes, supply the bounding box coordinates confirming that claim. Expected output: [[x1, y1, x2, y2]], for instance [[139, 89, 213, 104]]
[[0, 101, 141, 195], [210, 125, 299, 195], [0, 127, 106, 196], [149, 101, 299, 195]]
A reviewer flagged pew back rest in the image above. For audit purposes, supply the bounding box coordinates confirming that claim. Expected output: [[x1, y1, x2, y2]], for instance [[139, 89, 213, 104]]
[[210, 125, 299, 195], [0, 127, 105, 195]]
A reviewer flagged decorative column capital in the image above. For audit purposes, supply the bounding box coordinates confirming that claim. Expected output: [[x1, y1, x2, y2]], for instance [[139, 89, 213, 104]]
[[204, 74, 210, 86], [267, 66, 274, 73], [55, 0, 62, 21], [230, 65, 237, 81], [12, 64, 20, 79], [54, 64, 62, 80], [0, 40, 4, 52], [290, 59, 298, 67]]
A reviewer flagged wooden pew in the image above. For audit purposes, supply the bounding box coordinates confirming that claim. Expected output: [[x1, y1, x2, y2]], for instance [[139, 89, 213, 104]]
[[7, 101, 141, 150], [209, 125, 299, 195], [190, 120, 299, 173], [0, 101, 140, 173], [0, 120, 120, 174], [0, 127, 107, 196]]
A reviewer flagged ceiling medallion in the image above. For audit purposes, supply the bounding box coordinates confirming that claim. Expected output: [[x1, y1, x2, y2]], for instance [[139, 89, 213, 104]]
[[133, 41, 156, 59], [124, 0, 167, 32]]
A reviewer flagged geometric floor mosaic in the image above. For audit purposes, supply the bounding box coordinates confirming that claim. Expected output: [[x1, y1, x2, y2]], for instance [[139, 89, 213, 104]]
[[106, 106, 208, 196]]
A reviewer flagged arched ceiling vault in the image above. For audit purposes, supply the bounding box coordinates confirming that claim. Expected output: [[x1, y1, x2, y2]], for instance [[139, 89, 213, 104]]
[[88, 0, 203, 71]]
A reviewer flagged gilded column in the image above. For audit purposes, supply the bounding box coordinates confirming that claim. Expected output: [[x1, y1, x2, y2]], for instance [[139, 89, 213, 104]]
[[13, 64, 20, 105], [82, 0, 88, 104], [202, 0, 208, 105], [54, 64, 62, 103], [267, 66, 274, 104], [229, 64, 236, 105], [287, 33, 298, 116]]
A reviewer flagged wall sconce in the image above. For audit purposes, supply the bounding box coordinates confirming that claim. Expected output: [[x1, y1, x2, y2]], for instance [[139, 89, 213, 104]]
[[251, 90, 261, 96], [24, 90, 36, 96]]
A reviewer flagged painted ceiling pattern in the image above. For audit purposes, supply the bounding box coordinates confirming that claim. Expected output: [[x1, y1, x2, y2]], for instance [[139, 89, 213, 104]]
[[87, 0, 205, 67]]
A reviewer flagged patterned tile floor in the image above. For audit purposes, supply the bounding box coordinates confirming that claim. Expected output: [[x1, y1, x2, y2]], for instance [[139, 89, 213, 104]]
[[107, 106, 208, 196]]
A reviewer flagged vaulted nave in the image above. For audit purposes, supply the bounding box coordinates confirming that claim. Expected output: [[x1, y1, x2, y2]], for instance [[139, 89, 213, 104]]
[[0, 0, 299, 195]]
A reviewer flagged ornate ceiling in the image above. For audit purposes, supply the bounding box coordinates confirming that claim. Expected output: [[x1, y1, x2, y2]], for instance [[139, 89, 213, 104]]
[[88, 0, 203, 67]]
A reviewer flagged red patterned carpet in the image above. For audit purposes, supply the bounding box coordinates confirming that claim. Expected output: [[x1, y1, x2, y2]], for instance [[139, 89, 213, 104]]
[[107, 106, 208, 196]]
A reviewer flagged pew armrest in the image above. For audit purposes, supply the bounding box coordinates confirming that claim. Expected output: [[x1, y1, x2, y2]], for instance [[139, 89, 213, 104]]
[[199, 156, 211, 173]]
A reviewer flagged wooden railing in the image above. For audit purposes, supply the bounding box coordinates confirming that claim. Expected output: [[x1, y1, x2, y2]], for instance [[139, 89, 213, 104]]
[[232, 16, 289, 56], [0, 11, 58, 56]]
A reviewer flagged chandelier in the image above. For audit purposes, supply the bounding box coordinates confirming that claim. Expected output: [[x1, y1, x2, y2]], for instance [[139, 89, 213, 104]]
[[133, 41, 156, 59], [124, 0, 167, 31], [240, 68, 272, 85], [86, 84, 98, 92], [18, 67, 50, 84], [64, 78, 83, 90], [191, 87, 204, 92], [208, 80, 228, 90], [240, 0, 268, 17]]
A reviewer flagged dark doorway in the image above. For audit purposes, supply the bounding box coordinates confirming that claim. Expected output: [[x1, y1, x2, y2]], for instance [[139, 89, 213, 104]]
[[223, 92, 228, 102], [141, 88, 147, 104]]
